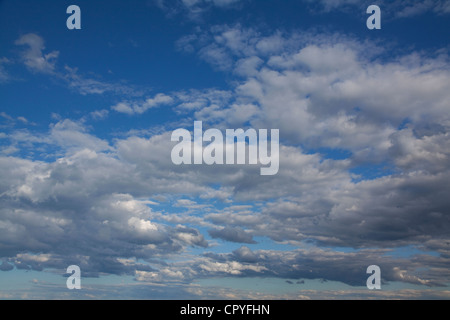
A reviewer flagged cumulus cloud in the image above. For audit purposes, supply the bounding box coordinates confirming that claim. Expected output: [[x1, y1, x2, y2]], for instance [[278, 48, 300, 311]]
[[0, 123, 214, 276], [151, 26, 450, 289], [2, 22, 450, 297], [179, 26, 450, 162]]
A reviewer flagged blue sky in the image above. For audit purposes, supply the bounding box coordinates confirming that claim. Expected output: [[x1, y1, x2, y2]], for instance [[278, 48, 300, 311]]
[[1, 0, 450, 299]]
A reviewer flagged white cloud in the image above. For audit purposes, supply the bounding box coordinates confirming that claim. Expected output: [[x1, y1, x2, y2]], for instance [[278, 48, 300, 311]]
[[234, 56, 264, 77], [1, 109, 449, 286], [15, 33, 59, 74], [199, 259, 266, 275], [89, 109, 109, 120], [181, 26, 450, 167], [112, 93, 174, 115], [12, 34, 142, 97], [49, 119, 111, 152], [389, 129, 450, 173], [128, 217, 158, 232], [2, 23, 450, 295]]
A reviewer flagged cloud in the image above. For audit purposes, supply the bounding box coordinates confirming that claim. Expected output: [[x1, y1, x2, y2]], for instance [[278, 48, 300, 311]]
[[49, 119, 111, 152], [117, 244, 448, 288], [2, 279, 450, 299], [196, 246, 449, 287], [174, 225, 209, 247], [89, 109, 109, 120], [180, 26, 450, 162], [12, 34, 142, 97], [1, 109, 449, 289], [196, 257, 266, 275], [160, 26, 450, 278], [0, 147, 210, 275], [232, 246, 258, 262], [0, 112, 31, 128], [208, 227, 256, 244], [63, 66, 141, 96], [0, 261, 14, 271], [2, 23, 450, 297], [112, 93, 174, 115], [15, 33, 59, 74]]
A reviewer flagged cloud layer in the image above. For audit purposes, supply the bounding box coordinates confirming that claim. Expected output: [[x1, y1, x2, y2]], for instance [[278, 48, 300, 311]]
[[1, 11, 449, 298]]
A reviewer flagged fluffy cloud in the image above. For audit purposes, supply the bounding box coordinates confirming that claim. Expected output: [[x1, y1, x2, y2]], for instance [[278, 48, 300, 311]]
[[0, 124, 214, 275], [160, 26, 450, 288], [2, 23, 450, 297], [15, 33, 59, 74], [177, 26, 450, 170]]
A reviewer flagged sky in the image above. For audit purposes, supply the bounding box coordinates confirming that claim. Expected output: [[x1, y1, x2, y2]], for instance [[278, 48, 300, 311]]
[[0, 0, 449, 300]]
